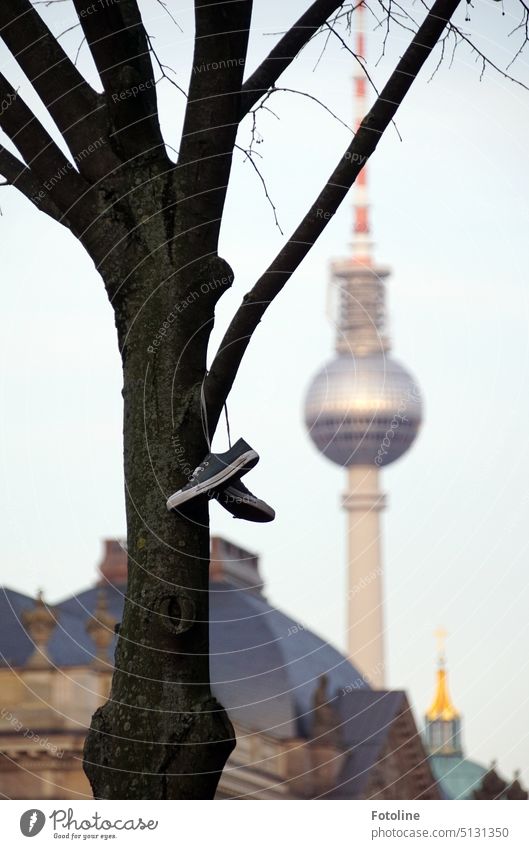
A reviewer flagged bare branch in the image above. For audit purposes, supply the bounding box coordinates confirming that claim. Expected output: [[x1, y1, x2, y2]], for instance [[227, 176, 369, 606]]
[[206, 0, 464, 431], [371, 0, 419, 34], [411, 0, 529, 89], [74, 35, 87, 66], [177, 0, 254, 251], [146, 33, 187, 98], [427, 29, 449, 82], [0, 72, 88, 212], [0, 0, 105, 166], [506, 4, 529, 70], [234, 144, 283, 233], [0, 146, 66, 223], [446, 20, 528, 89], [70, 0, 167, 162], [154, 0, 183, 33], [322, 20, 403, 140], [239, 0, 349, 120]]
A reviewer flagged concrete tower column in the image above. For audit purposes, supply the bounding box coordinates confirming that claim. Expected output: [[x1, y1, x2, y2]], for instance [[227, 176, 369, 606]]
[[343, 465, 386, 688]]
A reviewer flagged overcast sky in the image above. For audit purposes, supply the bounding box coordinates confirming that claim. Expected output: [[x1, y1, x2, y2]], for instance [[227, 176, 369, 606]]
[[1, 0, 528, 783]]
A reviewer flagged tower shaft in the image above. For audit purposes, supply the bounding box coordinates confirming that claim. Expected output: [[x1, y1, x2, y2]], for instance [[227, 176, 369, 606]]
[[304, 2, 422, 693], [343, 466, 386, 687]]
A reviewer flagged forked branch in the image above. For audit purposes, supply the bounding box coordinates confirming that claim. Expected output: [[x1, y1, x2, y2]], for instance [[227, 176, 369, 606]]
[[0, 146, 66, 223], [0, 0, 104, 165], [238, 0, 350, 120], [70, 0, 167, 162], [0, 72, 89, 211], [205, 0, 463, 430]]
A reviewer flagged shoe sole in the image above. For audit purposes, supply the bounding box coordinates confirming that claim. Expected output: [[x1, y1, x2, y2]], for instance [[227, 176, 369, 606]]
[[166, 450, 259, 511], [215, 488, 275, 522]]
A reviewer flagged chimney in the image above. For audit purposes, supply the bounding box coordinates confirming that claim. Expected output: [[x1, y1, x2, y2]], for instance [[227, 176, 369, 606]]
[[210, 536, 264, 596], [96, 536, 265, 595], [97, 539, 128, 587]]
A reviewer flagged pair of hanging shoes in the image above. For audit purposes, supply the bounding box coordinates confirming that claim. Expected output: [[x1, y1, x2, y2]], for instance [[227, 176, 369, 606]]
[[166, 438, 275, 523]]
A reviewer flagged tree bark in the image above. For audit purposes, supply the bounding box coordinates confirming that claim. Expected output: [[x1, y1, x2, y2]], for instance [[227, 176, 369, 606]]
[[81, 173, 236, 798]]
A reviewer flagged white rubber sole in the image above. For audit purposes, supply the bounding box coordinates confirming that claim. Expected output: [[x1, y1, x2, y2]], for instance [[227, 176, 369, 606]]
[[166, 449, 259, 511]]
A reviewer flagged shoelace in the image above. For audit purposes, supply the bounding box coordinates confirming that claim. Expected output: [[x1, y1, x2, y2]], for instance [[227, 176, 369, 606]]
[[190, 459, 210, 480]]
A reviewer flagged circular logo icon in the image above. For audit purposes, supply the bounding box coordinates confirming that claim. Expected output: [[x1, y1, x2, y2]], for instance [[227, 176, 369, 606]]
[[20, 810, 46, 837]]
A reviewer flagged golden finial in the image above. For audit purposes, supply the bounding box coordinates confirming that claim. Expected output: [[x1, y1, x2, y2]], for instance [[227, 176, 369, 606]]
[[434, 626, 448, 663], [426, 627, 459, 721]]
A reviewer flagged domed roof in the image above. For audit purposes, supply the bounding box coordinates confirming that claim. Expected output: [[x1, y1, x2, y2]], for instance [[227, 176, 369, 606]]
[[0, 576, 368, 741], [304, 353, 422, 467], [209, 579, 367, 738]]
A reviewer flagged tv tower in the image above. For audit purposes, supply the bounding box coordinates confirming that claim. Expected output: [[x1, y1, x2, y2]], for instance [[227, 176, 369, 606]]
[[304, 2, 423, 688]]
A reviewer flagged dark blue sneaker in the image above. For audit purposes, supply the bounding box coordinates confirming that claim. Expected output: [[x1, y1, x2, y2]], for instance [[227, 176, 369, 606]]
[[213, 478, 275, 523], [166, 438, 259, 512]]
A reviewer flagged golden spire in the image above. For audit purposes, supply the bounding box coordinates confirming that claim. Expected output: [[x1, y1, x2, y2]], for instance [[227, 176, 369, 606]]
[[426, 627, 459, 721]]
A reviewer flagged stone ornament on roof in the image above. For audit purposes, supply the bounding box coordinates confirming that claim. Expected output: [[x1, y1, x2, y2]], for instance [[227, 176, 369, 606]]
[[21, 590, 57, 669], [473, 762, 528, 800], [506, 770, 528, 800], [86, 588, 116, 669], [311, 674, 343, 748]]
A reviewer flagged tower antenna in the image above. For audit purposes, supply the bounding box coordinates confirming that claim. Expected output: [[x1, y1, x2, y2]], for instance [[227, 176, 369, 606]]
[[352, 2, 372, 264], [304, 6, 423, 687]]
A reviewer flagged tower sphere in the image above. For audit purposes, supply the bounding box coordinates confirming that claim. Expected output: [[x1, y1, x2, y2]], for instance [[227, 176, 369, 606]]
[[304, 353, 422, 467]]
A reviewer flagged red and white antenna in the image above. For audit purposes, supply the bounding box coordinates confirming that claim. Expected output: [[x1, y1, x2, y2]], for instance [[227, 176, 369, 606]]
[[352, 2, 372, 265], [329, 1, 390, 355]]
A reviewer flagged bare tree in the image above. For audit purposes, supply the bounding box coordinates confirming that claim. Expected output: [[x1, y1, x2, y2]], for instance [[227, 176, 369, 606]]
[[0, 0, 524, 799]]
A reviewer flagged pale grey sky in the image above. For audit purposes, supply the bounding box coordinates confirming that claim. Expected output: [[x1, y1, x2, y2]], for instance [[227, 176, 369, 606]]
[[1, 0, 528, 782]]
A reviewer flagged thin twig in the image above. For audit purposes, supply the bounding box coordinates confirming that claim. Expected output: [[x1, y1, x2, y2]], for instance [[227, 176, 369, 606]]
[[155, 0, 184, 32], [146, 33, 187, 97], [234, 144, 283, 233]]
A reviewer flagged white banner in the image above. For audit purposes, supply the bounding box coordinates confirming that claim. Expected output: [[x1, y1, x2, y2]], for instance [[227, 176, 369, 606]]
[[3, 800, 528, 848]]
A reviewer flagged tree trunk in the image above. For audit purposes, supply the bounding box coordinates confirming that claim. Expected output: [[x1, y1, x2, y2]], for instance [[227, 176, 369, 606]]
[[82, 198, 236, 798]]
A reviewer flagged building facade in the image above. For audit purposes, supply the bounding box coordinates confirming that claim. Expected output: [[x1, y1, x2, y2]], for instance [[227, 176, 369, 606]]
[[0, 538, 440, 800]]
